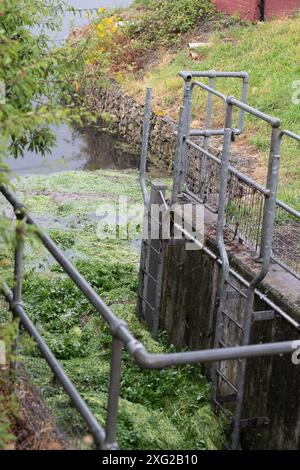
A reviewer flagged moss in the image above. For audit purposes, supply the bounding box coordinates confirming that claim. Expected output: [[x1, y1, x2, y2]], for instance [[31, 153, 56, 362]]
[[100, 111, 117, 123]]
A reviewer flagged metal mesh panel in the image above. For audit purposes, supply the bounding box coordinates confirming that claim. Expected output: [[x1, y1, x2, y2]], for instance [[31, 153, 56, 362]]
[[185, 140, 300, 274], [186, 141, 265, 253], [186, 142, 220, 211], [226, 174, 265, 254], [273, 205, 300, 279]]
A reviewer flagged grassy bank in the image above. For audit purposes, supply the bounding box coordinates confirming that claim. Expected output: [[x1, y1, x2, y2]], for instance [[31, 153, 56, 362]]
[[123, 17, 300, 208], [0, 170, 227, 449], [74, 1, 300, 209]]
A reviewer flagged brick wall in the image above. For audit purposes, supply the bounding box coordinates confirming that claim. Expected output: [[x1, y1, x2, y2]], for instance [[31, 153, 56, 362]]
[[214, 0, 259, 20], [214, 0, 300, 20], [265, 0, 300, 19]]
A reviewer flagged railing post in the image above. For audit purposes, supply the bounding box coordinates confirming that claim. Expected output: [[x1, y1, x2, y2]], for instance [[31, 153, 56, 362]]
[[200, 76, 215, 202], [139, 88, 152, 209], [212, 100, 233, 407], [104, 336, 124, 450], [180, 76, 193, 190], [238, 74, 249, 132], [172, 106, 185, 204], [259, 126, 281, 260], [10, 208, 25, 381]]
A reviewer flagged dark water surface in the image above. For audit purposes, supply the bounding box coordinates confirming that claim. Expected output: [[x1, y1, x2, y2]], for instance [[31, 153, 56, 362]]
[[5, 124, 139, 177], [5, 0, 135, 177]]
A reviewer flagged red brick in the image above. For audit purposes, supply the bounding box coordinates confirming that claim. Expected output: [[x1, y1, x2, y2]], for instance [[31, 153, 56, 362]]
[[265, 0, 300, 19], [214, 0, 300, 21], [214, 0, 259, 20]]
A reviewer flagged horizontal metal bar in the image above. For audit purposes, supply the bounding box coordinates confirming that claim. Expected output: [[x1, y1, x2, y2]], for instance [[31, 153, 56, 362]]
[[271, 255, 300, 282], [226, 280, 248, 299], [192, 81, 227, 101], [133, 339, 300, 369], [184, 189, 219, 213], [179, 70, 249, 80], [280, 129, 300, 143], [1, 283, 106, 448], [253, 310, 275, 322], [227, 97, 280, 127], [276, 199, 300, 219], [189, 128, 242, 137]]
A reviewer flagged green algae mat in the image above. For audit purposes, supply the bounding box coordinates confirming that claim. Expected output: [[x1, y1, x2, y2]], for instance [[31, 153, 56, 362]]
[[0, 169, 226, 449]]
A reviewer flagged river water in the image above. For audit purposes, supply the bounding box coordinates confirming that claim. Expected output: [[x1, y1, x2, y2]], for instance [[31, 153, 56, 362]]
[[5, 0, 135, 177]]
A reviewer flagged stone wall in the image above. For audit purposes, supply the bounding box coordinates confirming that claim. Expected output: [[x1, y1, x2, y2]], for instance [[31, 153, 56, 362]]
[[81, 81, 177, 168]]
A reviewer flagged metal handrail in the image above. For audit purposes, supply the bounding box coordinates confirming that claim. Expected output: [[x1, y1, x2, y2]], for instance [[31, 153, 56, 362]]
[[177, 71, 300, 279], [1, 183, 300, 450]]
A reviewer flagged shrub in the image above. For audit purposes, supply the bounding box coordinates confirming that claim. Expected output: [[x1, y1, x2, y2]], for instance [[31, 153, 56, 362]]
[[128, 0, 215, 45]]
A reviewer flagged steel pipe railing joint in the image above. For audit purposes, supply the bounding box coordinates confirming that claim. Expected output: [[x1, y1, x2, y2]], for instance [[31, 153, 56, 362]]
[[178, 71, 192, 81], [109, 318, 127, 338], [131, 344, 155, 369], [241, 71, 250, 83], [11, 300, 24, 310]]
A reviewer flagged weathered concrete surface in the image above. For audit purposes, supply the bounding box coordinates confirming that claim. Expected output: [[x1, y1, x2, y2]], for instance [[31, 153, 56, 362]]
[[160, 217, 300, 450], [161, 241, 220, 352]]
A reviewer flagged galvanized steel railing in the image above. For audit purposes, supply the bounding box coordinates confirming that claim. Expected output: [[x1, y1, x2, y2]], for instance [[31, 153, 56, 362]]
[[1, 181, 300, 450], [139, 71, 300, 449], [173, 71, 300, 280]]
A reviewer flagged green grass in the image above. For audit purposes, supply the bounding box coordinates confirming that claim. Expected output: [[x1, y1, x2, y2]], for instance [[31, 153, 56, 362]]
[[122, 17, 300, 210]]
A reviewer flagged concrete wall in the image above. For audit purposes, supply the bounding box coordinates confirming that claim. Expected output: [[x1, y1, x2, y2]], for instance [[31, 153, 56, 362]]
[[81, 81, 177, 168], [214, 0, 300, 20], [159, 238, 300, 449]]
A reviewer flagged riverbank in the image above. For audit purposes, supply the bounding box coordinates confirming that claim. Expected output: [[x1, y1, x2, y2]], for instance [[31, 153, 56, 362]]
[[73, 0, 300, 210]]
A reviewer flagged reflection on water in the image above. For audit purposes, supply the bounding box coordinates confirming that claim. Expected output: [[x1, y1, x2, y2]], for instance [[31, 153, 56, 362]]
[[4, 124, 139, 177], [78, 125, 139, 171], [4, 0, 138, 178]]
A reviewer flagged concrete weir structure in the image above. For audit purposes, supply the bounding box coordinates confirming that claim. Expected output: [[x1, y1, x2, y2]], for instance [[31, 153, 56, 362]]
[[137, 71, 300, 449], [160, 217, 300, 449]]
